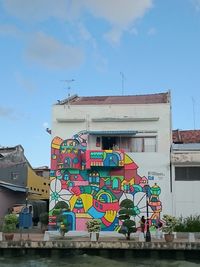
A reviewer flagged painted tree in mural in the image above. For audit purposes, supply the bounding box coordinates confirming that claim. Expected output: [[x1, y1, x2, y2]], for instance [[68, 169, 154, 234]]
[[49, 132, 162, 231]]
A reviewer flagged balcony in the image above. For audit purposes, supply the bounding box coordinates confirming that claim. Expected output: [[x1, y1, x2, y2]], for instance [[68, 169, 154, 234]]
[[85, 150, 124, 169]]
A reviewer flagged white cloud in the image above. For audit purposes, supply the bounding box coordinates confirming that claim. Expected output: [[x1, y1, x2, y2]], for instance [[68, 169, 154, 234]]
[[25, 32, 84, 70], [104, 28, 122, 45], [129, 27, 138, 36], [84, 0, 153, 44], [15, 72, 37, 92], [0, 106, 16, 120], [77, 22, 97, 50], [2, 0, 153, 45], [84, 0, 153, 27], [2, 0, 68, 21], [191, 0, 200, 11], [147, 27, 157, 36], [0, 24, 23, 37]]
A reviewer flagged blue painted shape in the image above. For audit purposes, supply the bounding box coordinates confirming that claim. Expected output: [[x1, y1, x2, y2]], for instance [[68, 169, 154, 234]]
[[62, 211, 76, 230], [87, 206, 105, 219]]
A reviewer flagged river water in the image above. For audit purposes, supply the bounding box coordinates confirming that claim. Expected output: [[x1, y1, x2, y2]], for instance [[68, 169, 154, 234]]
[[0, 254, 200, 267]]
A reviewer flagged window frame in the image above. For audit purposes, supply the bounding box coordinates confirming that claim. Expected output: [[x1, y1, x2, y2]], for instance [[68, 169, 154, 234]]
[[175, 166, 200, 181], [99, 135, 157, 153]]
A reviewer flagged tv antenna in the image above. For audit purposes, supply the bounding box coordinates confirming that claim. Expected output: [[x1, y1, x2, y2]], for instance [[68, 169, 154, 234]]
[[120, 72, 125, 95], [60, 79, 75, 108]]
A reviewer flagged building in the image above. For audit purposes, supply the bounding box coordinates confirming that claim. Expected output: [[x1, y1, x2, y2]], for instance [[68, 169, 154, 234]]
[[171, 130, 200, 217], [49, 92, 172, 231], [0, 145, 49, 219]]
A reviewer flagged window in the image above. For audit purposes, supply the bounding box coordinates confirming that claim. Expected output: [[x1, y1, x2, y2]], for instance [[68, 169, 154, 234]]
[[132, 137, 156, 152], [102, 136, 118, 150], [101, 136, 156, 152], [175, 167, 200, 181]]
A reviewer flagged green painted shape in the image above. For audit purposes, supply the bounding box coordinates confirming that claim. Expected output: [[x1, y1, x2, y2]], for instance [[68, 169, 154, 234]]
[[111, 176, 124, 182], [97, 170, 110, 177], [68, 169, 79, 174], [95, 187, 117, 201]]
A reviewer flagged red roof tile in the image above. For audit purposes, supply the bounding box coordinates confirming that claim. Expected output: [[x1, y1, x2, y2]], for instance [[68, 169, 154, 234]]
[[59, 92, 170, 105], [173, 130, 200, 143]]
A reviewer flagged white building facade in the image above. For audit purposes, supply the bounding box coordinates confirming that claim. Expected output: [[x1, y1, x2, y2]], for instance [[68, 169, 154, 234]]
[[49, 93, 172, 231], [171, 131, 200, 218]]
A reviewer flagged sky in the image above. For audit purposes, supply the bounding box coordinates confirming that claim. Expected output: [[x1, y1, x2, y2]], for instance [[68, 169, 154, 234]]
[[1, 0, 200, 168]]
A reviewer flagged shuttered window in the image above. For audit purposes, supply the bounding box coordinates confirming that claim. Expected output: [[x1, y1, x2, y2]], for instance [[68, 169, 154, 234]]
[[175, 167, 200, 181]]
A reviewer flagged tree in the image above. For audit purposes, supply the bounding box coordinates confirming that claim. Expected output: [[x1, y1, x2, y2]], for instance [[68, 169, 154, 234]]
[[118, 199, 137, 240]]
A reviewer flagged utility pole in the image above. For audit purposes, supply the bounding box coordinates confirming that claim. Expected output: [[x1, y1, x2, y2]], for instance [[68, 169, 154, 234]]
[[192, 97, 196, 130], [120, 72, 125, 95]]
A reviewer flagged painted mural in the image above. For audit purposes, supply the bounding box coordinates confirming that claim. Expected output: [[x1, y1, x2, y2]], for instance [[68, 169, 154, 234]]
[[49, 133, 162, 231]]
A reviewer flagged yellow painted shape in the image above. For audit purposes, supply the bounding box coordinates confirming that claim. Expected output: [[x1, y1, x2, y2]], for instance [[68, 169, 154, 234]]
[[121, 177, 134, 186], [124, 154, 134, 164], [69, 194, 93, 212], [104, 210, 117, 223], [76, 213, 92, 218], [97, 192, 112, 202], [51, 136, 63, 149]]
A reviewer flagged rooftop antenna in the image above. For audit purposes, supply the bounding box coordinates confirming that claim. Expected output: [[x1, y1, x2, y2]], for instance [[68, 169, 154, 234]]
[[120, 72, 125, 95], [60, 79, 75, 108], [192, 97, 196, 130]]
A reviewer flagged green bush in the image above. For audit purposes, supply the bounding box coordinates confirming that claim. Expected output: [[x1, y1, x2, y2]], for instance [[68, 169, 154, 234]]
[[39, 212, 49, 226], [2, 214, 18, 233], [162, 214, 178, 234], [86, 219, 101, 232], [175, 215, 200, 232], [118, 199, 137, 240]]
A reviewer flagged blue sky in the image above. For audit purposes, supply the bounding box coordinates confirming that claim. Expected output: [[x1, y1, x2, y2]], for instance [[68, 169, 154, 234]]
[[1, 0, 200, 167]]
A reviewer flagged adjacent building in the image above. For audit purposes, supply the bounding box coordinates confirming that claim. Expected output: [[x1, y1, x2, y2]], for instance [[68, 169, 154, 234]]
[[171, 130, 200, 217], [0, 145, 50, 219], [49, 92, 172, 231]]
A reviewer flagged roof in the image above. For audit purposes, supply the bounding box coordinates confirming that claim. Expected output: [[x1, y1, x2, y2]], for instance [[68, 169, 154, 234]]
[[0, 180, 27, 192], [56, 92, 170, 105], [173, 130, 200, 144], [0, 145, 24, 157]]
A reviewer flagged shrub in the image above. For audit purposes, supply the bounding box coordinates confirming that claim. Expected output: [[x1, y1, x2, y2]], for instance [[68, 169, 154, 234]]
[[118, 199, 137, 240], [2, 214, 18, 233], [86, 219, 101, 232], [162, 214, 178, 234], [39, 212, 49, 226], [175, 215, 200, 232]]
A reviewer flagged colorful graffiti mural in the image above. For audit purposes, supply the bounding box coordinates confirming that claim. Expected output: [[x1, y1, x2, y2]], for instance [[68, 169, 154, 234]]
[[49, 133, 162, 231]]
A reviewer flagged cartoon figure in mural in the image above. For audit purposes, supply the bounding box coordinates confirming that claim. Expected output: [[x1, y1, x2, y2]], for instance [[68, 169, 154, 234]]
[[49, 132, 162, 231]]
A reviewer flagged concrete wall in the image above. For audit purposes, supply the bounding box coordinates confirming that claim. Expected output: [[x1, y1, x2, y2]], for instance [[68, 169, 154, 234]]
[[27, 167, 50, 200], [0, 187, 25, 219], [50, 102, 172, 230], [172, 152, 200, 217], [0, 163, 27, 187]]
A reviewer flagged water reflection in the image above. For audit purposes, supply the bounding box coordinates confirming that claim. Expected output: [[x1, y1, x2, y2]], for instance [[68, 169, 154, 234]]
[[0, 254, 200, 267]]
